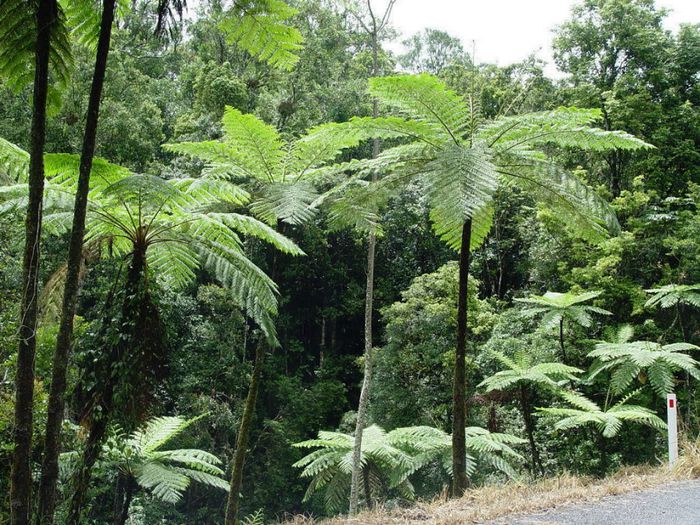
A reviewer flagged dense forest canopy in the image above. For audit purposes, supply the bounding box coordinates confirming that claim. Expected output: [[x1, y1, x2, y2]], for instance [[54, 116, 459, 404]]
[[0, 0, 699, 523]]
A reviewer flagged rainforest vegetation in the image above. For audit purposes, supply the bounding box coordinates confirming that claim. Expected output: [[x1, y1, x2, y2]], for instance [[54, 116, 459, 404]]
[[1, 0, 699, 523]]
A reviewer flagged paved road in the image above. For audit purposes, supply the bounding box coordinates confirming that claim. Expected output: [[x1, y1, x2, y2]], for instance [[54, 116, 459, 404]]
[[497, 479, 700, 525]]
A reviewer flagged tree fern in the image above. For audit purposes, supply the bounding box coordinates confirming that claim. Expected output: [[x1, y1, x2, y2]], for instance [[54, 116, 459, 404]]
[[293, 423, 524, 513], [0, 143, 301, 342], [588, 326, 700, 397], [515, 290, 612, 331], [61, 416, 229, 507], [293, 424, 415, 514], [645, 284, 700, 310], [537, 389, 666, 438], [479, 351, 582, 392], [165, 106, 375, 228], [0, 0, 73, 103], [218, 0, 303, 70]]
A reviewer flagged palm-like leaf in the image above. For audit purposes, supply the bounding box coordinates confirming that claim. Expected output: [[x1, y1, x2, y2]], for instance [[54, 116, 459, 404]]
[[588, 330, 700, 397], [0, 141, 302, 343], [293, 423, 524, 512], [165, 106, 377, 227], [479, 351, 582, 392], [645, 284, 700, 310], [293, 424, 414, 514], [218, 0, 303, 70], [515, 290, 611, 330], [537, 390, 666, 438], [324, 74, 651, 250], [97, 416, 228, 504]]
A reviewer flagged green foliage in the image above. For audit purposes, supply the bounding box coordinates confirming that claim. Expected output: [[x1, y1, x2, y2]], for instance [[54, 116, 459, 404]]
[[293, 424, 414, 514], [371, 262, 495, 429], [515, 290, 612, 331], [0, 0, 73, 104], [219, 0, 304, 70], [165, 106, 374, 227], [293, 423, 523, 514], [645, 284, 700, 309], [479, 352, 582, 392], [538, 390, 666, 438], [588, 326, 700, 397], [62, 416, 228, 504], [330, 74, 650, 252], [0, 141, 302, 342]]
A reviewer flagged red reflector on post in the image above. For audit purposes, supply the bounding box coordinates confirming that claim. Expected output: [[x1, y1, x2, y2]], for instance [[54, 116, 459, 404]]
[[669, 399, 675, 408]]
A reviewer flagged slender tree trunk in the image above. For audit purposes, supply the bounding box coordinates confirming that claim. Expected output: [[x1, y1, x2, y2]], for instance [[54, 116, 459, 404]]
[[68, 247, 145, 524], [519, 384, 543, 476], [224, 340, 265, 525], [559, 318, 567, 362], [598, 432, 609, 477], [362, 467, 372, 510], [452, 220, 471, 497], [349, 21, 383, 514], [36, 2, 116, 522], [10, 2, 55, 524], [349, 222, 377, 515], [114, 476, 135, 525], [67, 415, 111, 525]]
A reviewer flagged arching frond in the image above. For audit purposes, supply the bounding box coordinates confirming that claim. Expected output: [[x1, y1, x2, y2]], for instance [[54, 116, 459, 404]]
[[219, 0, 303, 70], [538, 390, 666, 438], [0, 0, 74, 104], [368, 74, 469, 142], [645, 284, 700, 309], [588, 337, 700, 397]]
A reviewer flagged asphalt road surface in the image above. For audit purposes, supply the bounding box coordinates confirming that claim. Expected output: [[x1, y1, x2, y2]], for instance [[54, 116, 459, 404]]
[[498, 479, 700, 525]]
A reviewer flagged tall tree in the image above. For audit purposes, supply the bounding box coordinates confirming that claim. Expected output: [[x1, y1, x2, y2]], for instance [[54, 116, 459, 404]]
[[0, 1, 71, 522], [165, 106, 372, 524], [344, 0, 396, 515], [36, 1, 117, 522], [399, 28, 467, 74], [553, 0, 671, 196], [333, 73, 650, 495]]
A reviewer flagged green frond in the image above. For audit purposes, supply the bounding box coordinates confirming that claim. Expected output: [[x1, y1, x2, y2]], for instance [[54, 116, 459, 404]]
[[0, 137, 29, 183], [644, 284, 700, 309], [0, 0, 74, 107], [368, 74, 469, 142], [250, 181, 317, 225], [135, 462, 190, 503], [425, 146, 498, 251], [500, 161, 619, 243], [219, 0, 303, 70], [482, 107, 652, 152]]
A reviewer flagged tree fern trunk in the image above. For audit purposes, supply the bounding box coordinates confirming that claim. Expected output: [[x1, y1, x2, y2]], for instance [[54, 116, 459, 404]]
[[452, 219, 471, 496], [114, 476, 135, 525], [10, 2, 54, 524], [68, 247, 146, 524], [350, 18, 383, 514], [37, 1, 116, 521], [67, 412, 111, 525], [362, 467, 373, 510], [224, 340, 265, 525], [520, 384, 543, 476], [349, 223, 376, 515]]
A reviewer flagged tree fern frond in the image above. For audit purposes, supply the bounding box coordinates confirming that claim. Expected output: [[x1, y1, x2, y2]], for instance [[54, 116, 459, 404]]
[[219, 0, 303, 70], [0, 0, 74, 106], [368, 74, 469, 142]]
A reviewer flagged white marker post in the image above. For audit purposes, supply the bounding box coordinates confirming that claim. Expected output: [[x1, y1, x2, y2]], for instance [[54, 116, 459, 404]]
[[667, 393, 678, 467]]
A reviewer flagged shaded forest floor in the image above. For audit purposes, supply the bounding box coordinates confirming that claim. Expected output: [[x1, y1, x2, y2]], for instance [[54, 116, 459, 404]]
[[285, 439, 700, 524]]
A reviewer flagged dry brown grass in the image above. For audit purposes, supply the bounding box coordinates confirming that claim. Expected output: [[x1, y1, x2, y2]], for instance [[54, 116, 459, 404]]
[[282, 438, 700, 525]]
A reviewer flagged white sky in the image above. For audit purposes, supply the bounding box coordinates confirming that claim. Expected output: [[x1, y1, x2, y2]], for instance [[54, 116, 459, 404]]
[[384, 0, 700, 77]]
